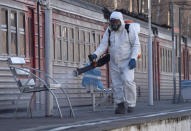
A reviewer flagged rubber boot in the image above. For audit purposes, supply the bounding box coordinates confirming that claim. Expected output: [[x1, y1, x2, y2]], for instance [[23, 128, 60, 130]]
[[127, 106, 135, 113], [115, 102, 125, 114]]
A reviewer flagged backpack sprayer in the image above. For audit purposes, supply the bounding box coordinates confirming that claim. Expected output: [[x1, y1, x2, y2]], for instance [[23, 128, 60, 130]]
[[73, 54, 110, 77]]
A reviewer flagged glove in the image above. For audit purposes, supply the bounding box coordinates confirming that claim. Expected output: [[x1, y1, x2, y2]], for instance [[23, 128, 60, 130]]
[[128, 59, 136, 69], [88, 54, 97, 62]]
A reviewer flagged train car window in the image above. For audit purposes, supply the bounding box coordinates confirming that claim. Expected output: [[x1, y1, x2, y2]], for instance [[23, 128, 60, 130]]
[[56, 24, 62, 60], [165, 49, 167, 72], [57, 40, 62, 61], [175, 35, 178, 56], [160, 47, 162, 72], [19, 13, 25, 56], [84, 31, 90, 62], [145, 44, 147, 72], [80, 30, 85, 63], [62, 26, 68, 62], [11, 31, 17, 55], [92, 31, 97, 53], [1, 9, 8, 54], [97, 34, 101, 49], [10, 11, 16, 27], [10, 11, 17, 55], [169, 50, 171, 72], [56, 24, 61, 37], [54, 22, 102, 65], [142, 45, 144, 72], [62, 26, 68, 38], [74, 27, 80, 63], [68, 28, 74, 62], [142, 44, 145, 72], [170, 50, 172, 72], [167, 49, 169, 72], [162, 48, 164, 72], [164, 50, 165, 72]]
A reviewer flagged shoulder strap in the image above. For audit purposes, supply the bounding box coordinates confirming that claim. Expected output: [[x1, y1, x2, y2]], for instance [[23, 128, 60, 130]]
[[108, 24, 129, 47], [125, 23, 132, 46], [125, 23, 130, 33], [108, 29, 111, 46]]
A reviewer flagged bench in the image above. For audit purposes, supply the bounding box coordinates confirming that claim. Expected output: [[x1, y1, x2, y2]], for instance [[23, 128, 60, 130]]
[[8, 57, 75, 118]]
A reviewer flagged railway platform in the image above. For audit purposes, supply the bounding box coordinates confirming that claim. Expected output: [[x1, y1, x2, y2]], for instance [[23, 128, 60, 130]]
[[0, 100, 191, 131]]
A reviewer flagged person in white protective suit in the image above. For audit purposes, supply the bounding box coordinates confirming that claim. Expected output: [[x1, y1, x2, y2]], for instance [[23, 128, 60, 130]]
[[88, 11, 141, 114]]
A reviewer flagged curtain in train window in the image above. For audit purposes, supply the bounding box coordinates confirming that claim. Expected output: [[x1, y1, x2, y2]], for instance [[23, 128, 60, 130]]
[[165, 49, 168, 72], [161, 48, 163, 72], [68, 28, 74, 62], [137, 0, 146, 14], [165, 49, 167, 72], [1, 9, 8, 54], [62, 26, 68, 61], [19, 13, 26, 56], [85, 32, 90, 62], [56, 24, 62, 60], [129, 0, 133, 12], [141, 44, 144, 72], [10, 11, 17, 55], [140, 0, 145, 13], [97, 34, 101, 49], [90, 32, 94, 55], [95, 33, 99, 47], [166, 49, 169, 72], [144, 45, 147, 72], [170, 50, 172, 72], [91, 31, 97, 51], [163, 48, 165, 72], [169, 49, 171, 72], [136, 45, 141, 72], [74, 27, 80, 63], [159, 47, 162, 72], [80, 30, 85, 63]]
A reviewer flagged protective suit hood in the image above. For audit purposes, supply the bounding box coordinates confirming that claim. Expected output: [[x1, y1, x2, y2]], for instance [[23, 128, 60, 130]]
[[110, 11, 125, 31]]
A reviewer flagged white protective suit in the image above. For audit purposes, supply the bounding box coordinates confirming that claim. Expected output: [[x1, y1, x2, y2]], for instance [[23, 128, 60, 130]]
[[94, 12, 141, 107]]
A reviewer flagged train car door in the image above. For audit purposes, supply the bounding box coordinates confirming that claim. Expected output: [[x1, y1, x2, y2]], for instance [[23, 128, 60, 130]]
[[28, 9, 35, 68], [152, 36, 160, 100]]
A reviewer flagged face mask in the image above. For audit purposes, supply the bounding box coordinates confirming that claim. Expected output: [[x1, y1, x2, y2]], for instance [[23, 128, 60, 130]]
[[110, 19, 121, 31]]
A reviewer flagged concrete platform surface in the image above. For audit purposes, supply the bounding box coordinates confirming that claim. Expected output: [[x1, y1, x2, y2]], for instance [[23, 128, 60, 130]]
[[0, 101, 191, 131]]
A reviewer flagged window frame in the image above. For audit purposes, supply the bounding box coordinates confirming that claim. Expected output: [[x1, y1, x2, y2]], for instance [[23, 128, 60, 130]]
[[0, 7, 26, 57], [0, 8, 8, 55], [54, 22, 102, 65], [55, 23, 62, 61], [84, 31, 91, 63], [18, 12, 26, 57], [74, 27, 80, 63], [68, 27, 74, 62]]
